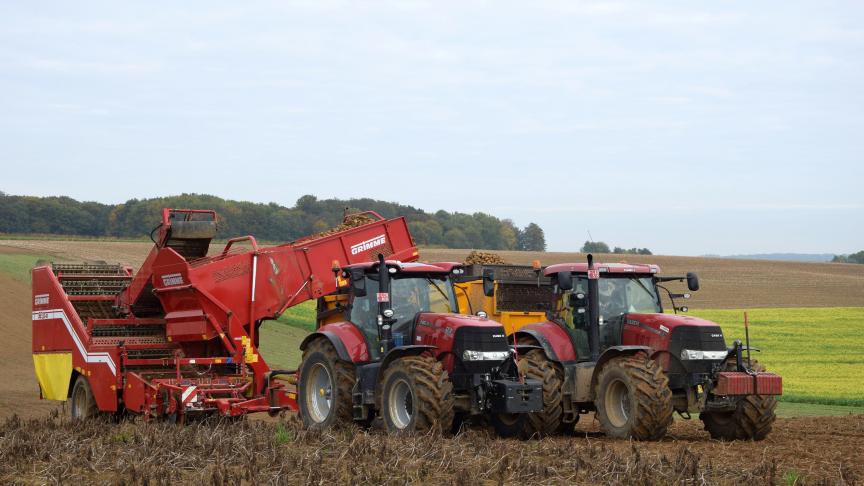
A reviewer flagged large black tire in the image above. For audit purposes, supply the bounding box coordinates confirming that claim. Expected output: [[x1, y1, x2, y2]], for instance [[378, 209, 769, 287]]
[[514, 349, 565, 438], [701, 360, 777, 441], [594, 354, 673, 440], [298, 339, 355, 430], [70, 375, 98, 420], [379, 356, 454, 435]]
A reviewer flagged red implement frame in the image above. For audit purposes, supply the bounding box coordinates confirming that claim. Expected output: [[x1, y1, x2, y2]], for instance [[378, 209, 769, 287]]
[[32, 209, 418, 419]]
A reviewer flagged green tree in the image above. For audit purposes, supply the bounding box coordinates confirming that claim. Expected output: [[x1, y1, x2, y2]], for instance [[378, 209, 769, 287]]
[[519, 223, 546, 251], [581, 241, 611, 253]]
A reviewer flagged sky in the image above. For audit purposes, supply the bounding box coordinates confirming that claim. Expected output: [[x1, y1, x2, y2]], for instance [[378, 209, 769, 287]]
[[1, 1, 862, 255]]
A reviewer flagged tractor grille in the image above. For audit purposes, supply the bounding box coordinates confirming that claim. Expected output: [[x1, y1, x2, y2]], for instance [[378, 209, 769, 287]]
[[451, 325, 511, 385], [669, 326, 727, 354]]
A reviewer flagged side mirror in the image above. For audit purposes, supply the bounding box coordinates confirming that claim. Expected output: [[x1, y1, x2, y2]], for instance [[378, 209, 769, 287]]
[[482, 269, 495, 297], [557, 271, 573, 291], [568, 292, 587, 308], [351, 268, 367, 297], [686, 272, 700, 292]]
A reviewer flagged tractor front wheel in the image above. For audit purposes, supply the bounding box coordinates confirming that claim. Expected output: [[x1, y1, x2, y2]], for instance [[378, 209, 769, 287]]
[[700, 360, 777, 441], [70, 375, 98, 420], [513, 348, 565, 438], [594, 354, 673, 440], [298, 339, 355, 430], [380, 356, 454, 435]]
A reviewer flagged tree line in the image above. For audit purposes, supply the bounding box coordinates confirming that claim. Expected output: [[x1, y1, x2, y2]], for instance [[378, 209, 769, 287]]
[[580, 241, 652, 255], [0, 192, 547, 251], [832, 251, 864, 264]]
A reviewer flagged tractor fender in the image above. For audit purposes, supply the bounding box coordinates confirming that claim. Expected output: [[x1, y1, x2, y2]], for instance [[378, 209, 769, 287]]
[[299, 331, 352, 361], [380, 345, 437, 372], [513, 344, 542, 357], [300, 322, 372, 363], [512, 321, 580, 362], [590, 345, 654, 392]]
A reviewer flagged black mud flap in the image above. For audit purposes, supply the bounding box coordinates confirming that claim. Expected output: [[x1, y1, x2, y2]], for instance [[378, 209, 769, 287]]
[[489, 378, 543, 414]]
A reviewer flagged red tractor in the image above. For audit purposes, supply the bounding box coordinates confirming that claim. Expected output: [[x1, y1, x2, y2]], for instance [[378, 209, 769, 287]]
[[465, 255, 782, 440], [297, 256, 543, 436]]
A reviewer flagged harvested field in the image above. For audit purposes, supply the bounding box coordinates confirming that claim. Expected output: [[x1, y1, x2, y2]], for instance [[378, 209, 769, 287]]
[[425, 249, 864, 309], [0, 413, 861, 485], [0, 272, 62, 421], [2, 241, 862, 308]]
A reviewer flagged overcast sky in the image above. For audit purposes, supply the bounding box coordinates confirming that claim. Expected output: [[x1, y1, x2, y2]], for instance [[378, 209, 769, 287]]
[[1, 1, 862, 254]]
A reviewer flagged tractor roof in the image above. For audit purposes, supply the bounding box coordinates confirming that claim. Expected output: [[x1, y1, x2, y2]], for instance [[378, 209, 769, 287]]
[[344, 260, 463, 274], [544, 262, 661, 276]]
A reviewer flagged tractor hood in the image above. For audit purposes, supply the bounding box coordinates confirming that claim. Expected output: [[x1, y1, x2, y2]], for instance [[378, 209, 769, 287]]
[[624, 312, 728, 358], [412, 312, 511, 358], [625, 312, 723, 333], [414, 312, 506, 332]]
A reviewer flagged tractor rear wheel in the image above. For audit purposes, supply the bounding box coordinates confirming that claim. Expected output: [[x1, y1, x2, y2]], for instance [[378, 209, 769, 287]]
[[700, 360, 777, 441], [594, 354, 673, 440], [70, 375, 98, 420], [380, 356, 454, 435], [298, 339, 355, 430]]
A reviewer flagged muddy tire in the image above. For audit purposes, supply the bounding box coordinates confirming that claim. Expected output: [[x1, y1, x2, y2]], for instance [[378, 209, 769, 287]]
[[594, 354, 673, 440], [701, 360, 777, 441], [380, 356, 454, 435], [70, 375, 98, 420], [514, 349, 565, 438], [298, 338, 355, 430]]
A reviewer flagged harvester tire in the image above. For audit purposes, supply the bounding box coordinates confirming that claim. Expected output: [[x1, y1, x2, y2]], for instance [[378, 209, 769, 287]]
[[379, 355, 454, 435], [700, 360, 777, 441], [298, 338, 355, 430], [512, 349, 565, 438], [70, 375, 98, 420], [594, 354, 673, 440]]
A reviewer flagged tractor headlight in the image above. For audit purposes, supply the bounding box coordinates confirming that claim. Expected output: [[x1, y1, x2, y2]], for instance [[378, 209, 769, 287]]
[[680, 349, 727, 360], [462, 350, 511, 361]]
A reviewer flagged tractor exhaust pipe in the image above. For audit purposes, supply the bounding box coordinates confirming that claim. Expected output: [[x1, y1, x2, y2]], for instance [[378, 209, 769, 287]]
[[587, 254, 600, 362], [377, 253, 394, 354]]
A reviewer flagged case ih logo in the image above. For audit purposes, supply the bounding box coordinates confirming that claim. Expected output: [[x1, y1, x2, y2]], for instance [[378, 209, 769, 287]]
[[350, 234, 386, 255], [161, 273, 184, 286], [34, 294, 49, 306]]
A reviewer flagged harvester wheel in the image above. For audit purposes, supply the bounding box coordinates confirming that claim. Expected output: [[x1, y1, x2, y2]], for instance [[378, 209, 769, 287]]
[[594, 354, 673, 440], [700, 360, 777, 441], [298, 338, 355, 430], [511, 348, 564, 439], [70, 376, 98, 420], [379, 355, 454, 435]]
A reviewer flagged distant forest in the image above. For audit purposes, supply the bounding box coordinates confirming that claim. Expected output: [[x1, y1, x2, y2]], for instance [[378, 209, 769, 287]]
[[0, 192, 546, 251]]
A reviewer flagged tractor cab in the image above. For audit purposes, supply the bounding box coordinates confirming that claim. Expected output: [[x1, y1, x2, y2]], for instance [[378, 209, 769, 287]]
[[319, 260, 463, 359], [548, 262, 670, 360]]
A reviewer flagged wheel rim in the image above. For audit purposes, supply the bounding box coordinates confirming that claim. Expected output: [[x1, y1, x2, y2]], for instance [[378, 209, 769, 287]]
[[604, 378, 631, 428], [305, 363, 334, 423], [388, 378, 413, 429], [72, 383, 87, 419]]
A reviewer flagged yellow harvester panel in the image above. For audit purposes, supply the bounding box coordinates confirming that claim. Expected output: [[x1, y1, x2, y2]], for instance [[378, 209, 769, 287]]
[[32, 353, 73, 400], [455, 280, 546, 335]]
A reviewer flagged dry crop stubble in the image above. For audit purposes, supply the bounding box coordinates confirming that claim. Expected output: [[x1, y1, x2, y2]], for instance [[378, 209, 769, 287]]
[[0, 412, 862, 485]]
